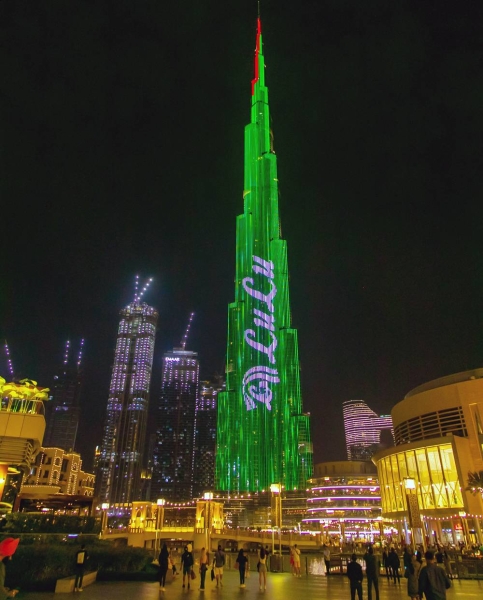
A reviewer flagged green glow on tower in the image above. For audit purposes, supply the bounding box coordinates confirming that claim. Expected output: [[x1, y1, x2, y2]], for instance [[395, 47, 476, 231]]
[[216, 18, 313, 493]]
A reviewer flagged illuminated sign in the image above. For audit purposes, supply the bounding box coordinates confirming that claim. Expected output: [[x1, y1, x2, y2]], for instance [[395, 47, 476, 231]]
[[242, 255, 280, 410]]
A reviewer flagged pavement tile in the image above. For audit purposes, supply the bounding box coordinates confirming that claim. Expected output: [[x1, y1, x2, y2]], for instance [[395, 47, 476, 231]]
[[20, 570, 483, 600]]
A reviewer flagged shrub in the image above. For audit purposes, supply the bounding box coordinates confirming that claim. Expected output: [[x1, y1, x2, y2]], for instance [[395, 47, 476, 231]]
[[3, 540, 153, 591], [0, 513, 100, 534]]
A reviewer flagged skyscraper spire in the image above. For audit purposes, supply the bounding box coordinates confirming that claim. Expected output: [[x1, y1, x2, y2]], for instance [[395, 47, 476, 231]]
[[216, 17, 313, 493]]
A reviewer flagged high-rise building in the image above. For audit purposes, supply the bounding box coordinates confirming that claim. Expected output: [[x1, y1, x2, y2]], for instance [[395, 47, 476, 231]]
[[216, 18, 313, 493], [44, 339, 84, 451], [151, 349, 200, 502], [96, 282, 158, 505], [192, 377, 223, 498], [343, 399, 393, 460]]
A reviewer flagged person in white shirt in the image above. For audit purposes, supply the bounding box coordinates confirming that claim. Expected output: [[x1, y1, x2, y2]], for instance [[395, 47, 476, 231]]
[[293, 544, 301, 577]]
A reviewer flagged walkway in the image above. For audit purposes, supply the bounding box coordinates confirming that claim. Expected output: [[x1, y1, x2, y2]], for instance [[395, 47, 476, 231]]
[[21, 570, 483, 600]]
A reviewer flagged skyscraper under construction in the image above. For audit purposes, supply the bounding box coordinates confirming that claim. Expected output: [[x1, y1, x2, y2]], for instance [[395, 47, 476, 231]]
[[44, 339, 84, 452], [96, 279, 158, 504], [216, 18, 313, 493]]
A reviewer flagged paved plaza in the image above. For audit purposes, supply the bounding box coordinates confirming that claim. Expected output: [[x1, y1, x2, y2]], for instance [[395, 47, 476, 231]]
[[21, 571, 483, 600]]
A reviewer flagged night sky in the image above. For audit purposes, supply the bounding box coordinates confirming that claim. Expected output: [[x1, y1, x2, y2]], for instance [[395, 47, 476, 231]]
[[2, 1, 483, 470]]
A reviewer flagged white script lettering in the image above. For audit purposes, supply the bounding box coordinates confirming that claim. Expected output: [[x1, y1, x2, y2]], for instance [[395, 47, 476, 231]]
[[242, 277, 277, 313], [242, 366, 280, 411]]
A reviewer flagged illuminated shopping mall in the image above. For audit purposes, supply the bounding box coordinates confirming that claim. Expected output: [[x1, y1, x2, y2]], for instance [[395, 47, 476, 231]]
[[303, 460, 396, 544], [373, 369, 483, 546]]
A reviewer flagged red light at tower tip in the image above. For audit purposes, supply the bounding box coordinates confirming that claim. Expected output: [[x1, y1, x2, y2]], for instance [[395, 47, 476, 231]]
[[251, 18, 262, 96]]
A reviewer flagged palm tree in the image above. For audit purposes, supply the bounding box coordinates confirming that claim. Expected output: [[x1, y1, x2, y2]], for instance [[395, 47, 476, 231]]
[[466, 471, 483, 496]]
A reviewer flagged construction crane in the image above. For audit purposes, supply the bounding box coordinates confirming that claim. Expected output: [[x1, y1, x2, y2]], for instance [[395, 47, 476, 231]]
[[180, 312, 195, 350]]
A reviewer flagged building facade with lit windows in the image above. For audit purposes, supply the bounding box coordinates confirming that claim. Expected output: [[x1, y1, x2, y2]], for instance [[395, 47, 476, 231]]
[[303, 461, 390, 544], [18, 447, 95, 514], [192, 378, 223, 498], [373, 369, 483, 546], [343, 399, 394, 460], [0, 378, 48, 510], [151, 349, 200, 502], [96, 298, 158, 505]]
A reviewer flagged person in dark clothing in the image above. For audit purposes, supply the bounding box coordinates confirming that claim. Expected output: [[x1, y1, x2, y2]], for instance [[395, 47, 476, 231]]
[[387, 548, 400, 584], [347, 554, 363, 600], [181, 546, 194, 590], [74, 544, 89, 592], [418, 551, 451, 600], [236, 549, 249, 588], [158, 543, 169, 591], [403, 546, 413, 577], [362, 546, 379, 600], [382, 550, 390, 579]]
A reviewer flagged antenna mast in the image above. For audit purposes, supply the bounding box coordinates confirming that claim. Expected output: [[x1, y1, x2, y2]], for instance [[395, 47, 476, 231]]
[[180, 312, 195, 350], [4, 341, 14, 379]]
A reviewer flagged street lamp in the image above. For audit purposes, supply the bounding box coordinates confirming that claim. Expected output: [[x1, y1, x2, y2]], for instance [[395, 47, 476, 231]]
[[203, 492, 214, 552], [403, 478, 425, 551], [270, 483, 282, 556], [101, 503, 109, 535]]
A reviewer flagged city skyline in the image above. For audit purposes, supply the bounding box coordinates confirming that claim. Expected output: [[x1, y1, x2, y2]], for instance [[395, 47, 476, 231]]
[[3, 2, 482, 467]]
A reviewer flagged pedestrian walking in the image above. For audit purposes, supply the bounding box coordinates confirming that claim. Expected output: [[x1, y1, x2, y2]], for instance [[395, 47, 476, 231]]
[[0, 538, 19, 599], [199, 547, 209, 591], [363, 546, 380, 600], [181, 545, 194, 590], [289, 546, 295, 575], [236, 549, 249, 588], [382, 549, 390, 580], [388, 548, 401, 584], [293, 544, 301, 577], [213, 545, 225, 588], [418, 551, 451, 600], [442, 550, 452, 579], [406, 554, 421, 600], [347, 554, 363, 600], [403, 546, 413, 577], [74, 543, 89, 592], [258, 546, 268, 591], [323, 544, 331, 575], [158, 543, 169, 591]]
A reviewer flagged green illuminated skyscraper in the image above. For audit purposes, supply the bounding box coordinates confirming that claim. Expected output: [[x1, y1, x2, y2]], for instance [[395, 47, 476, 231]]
[[216, 18, 313, 493]]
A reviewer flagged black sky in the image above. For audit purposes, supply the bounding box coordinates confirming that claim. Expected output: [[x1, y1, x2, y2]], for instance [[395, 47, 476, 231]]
[[2, 1, 483, 470]]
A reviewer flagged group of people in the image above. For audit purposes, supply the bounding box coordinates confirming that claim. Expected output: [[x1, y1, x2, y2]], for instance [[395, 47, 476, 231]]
[[157, 543, 270, 592], [347, 545, 451, 600]]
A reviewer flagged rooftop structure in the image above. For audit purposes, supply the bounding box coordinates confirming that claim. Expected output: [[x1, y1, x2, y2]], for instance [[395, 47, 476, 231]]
[[0, 378, 49, 509], [343, 399, 393, 460]]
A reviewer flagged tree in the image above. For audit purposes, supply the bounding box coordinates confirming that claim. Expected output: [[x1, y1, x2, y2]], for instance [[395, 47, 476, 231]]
[[466, 471, 483, 496]]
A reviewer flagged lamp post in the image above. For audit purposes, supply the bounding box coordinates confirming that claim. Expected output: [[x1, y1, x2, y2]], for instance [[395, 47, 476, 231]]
[[404, 477, 425, 551], [204, 492, 214, 552], [101, 503, 109, 536], [155, 499, 166, 555], [270, 483, 282, 556], [458, 511, 469, 547]]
